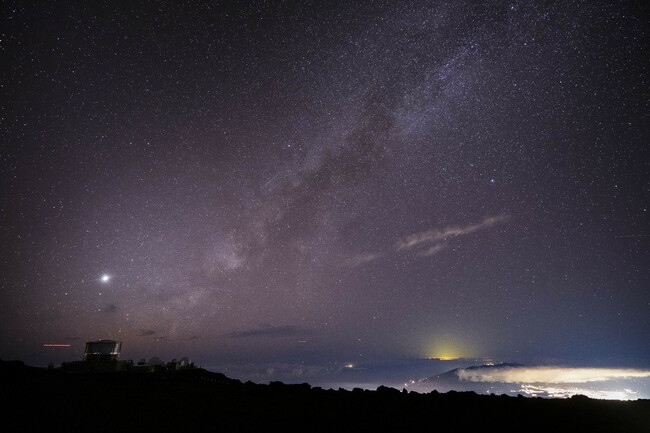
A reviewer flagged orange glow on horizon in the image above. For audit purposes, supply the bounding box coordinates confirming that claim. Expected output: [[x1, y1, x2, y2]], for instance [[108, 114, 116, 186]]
[[423, 335, 476, 360]]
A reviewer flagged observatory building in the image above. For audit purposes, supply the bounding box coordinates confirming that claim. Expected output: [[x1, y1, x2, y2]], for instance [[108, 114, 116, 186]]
[[62, 339, 129, 372], [84, 340, 122, 361], [61, 339, 195, 373]]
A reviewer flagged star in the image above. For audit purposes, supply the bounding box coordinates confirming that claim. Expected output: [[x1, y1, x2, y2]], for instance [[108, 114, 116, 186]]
[[100, 274, 111, 283]]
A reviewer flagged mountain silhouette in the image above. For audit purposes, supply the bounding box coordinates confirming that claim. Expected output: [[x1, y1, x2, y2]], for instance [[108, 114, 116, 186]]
[[407, 362, 526, 395], [430, 362, 525, 381]]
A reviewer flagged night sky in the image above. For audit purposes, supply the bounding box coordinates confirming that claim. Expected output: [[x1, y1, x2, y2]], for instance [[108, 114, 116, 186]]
[[2, 1, 649, 381]]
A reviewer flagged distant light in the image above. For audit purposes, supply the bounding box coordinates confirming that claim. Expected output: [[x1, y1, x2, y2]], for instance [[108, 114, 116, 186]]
[[101, 274, 111, 283], [345, 363, 354, 368], [44, 344, 71, 347], [424, 336, 474, 360]]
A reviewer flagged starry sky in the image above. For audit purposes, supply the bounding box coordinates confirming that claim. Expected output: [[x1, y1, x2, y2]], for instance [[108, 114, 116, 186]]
[[2, 1, 649, 377]]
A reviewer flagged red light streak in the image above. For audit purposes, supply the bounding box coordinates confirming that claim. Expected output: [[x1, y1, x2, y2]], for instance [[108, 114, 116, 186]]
[[43, 344, 71, 347]]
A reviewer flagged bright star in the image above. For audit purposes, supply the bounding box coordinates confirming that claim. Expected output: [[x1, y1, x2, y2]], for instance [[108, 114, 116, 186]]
[[100, 274, 111, 283]]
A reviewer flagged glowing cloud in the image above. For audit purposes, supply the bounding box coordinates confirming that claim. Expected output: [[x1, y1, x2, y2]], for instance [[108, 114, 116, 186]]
[[396, 215, 508, 250], [456, 366, 650, 384]]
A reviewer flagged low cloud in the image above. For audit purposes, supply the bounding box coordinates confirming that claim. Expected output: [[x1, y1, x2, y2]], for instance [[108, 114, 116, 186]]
[[456, 366, 650, 384], [225, 325, 313, 339], [213, 362, 327, 383], [396, 215, 508, 251], [137, 329, 156, 337], [101, 304, 118, 313]]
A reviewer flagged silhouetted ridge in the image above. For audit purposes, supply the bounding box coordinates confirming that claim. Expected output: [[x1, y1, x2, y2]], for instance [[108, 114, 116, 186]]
[[2, 360, 649, 432]]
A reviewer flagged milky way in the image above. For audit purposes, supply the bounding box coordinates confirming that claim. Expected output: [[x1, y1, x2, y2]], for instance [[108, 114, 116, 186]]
[[1, 1, 648, 376]]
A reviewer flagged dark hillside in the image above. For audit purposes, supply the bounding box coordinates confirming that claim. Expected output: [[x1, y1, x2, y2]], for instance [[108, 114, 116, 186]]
[[2, 360, 649, 432]]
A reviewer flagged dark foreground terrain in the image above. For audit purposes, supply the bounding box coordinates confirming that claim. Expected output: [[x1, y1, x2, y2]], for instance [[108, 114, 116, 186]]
[[2, 360, 649, 432]]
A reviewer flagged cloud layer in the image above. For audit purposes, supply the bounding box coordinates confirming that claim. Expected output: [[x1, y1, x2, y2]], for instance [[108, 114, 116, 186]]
[[225, 325, 313, 339], [347, 215, 509, 267], [456, 366, 650, 384], [396, 215, 509, 251]]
